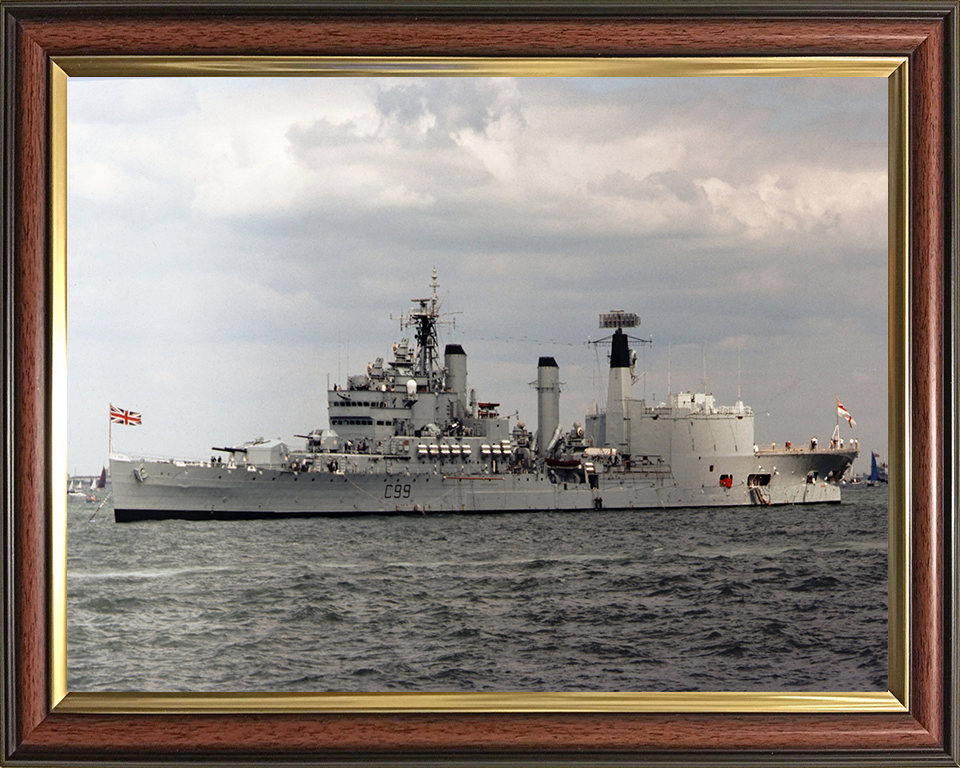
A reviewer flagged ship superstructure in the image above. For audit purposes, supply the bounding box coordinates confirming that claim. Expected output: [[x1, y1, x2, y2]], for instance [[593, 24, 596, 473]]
[[111, 272, 857, 521]]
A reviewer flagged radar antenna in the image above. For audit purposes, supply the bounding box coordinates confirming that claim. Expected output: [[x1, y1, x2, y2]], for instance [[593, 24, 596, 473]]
[[599, 311, 640, 330], [391, 267, 459, 381], [588, 311, 651, 387], [588, 310, 652, 349]]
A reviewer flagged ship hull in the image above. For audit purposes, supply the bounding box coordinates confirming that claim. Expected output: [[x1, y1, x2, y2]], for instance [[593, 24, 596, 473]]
[[111, 450, 853, 522]]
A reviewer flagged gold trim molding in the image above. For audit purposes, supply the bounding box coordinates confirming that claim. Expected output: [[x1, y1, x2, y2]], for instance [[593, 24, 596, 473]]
[[50, 55, 910, 716], [55, 55, 905, 78]]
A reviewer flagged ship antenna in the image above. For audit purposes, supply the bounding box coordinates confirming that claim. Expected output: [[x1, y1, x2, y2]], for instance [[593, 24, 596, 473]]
[[642, 344, 646, 402], [700, 341, 708, 394], [737, 339, 742, 402], [667, 342, 672, 396]]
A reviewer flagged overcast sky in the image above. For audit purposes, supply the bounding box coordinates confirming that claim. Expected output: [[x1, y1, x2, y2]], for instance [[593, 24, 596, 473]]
[[67, 75, 888, 476]]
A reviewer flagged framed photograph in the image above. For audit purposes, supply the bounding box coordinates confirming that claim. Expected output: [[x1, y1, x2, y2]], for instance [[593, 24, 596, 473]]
[[63, 62, 897, 698], [2, 2, 957, 766]]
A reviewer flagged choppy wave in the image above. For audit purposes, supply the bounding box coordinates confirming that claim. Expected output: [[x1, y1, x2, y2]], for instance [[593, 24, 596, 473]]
[[67, 486, 888, 692]]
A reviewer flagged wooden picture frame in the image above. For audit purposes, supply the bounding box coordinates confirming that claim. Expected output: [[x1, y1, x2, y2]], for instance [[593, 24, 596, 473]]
[[2, 2, 957, 765]]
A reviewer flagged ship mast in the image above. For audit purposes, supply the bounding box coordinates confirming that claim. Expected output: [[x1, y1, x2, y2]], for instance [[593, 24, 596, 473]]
[[395, 268, 456, 386], [590, 311, 649, 453]]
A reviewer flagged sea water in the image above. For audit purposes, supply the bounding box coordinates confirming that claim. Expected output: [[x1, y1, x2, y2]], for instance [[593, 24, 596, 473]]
[[67, 485, 887, 692]]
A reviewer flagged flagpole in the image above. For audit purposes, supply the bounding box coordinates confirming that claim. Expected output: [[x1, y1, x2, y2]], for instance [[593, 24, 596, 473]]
[[832, 397, 841, 448]]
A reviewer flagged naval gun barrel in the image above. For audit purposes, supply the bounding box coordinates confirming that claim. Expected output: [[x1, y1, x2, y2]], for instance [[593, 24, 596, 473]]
[[212, 446, 247, 453]]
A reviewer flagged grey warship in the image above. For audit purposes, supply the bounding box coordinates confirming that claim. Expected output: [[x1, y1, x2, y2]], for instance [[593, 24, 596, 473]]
[[111, 271, 858, 522]]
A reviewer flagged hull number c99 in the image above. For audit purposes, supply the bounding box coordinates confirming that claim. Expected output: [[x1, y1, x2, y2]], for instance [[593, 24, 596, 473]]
[[385, 483, 412, 499]]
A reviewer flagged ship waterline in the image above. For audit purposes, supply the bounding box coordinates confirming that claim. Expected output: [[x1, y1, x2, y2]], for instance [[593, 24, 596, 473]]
[[111, 271, 857, 522]]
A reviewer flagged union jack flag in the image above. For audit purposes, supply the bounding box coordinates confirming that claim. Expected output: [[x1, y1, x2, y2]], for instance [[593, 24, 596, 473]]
[[110, 404, 141, 426]]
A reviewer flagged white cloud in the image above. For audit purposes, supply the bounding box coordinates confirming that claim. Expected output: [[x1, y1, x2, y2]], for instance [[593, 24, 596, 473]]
[[697, 167, 886, 243], [67, 75, 889, 474]]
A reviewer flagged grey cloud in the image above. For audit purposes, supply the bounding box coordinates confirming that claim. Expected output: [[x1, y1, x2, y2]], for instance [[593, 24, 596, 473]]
[[66, 76, 889, 474], [374, 79, 525, 145], [593, 169, 704, 204], [286, 118, 367, 149]]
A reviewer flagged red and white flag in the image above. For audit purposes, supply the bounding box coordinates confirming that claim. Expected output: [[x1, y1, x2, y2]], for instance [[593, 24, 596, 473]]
[[837, 398, 856, 428], [110, 404, 141, 426]]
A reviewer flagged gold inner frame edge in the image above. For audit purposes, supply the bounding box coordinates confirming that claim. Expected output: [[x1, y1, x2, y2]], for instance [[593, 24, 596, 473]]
[[49, 55, 910, 715]]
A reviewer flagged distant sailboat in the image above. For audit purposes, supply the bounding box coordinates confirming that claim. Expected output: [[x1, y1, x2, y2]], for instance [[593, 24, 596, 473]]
[[866, 452, 888, 486], [68, 477, 85, 498]]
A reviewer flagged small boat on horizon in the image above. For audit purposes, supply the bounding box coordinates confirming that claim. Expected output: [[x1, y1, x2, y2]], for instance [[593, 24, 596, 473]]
[[866, 452, 888, 486]]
